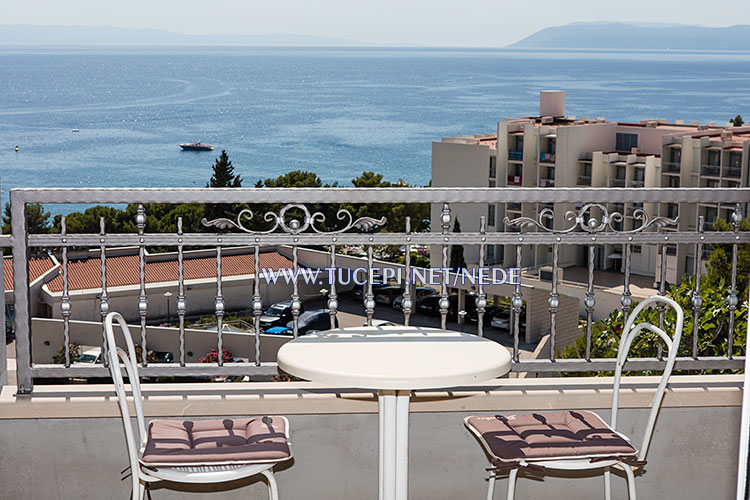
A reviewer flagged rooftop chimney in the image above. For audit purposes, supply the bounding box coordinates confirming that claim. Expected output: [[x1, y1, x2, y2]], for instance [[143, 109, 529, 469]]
[[540, 91, 566, 118]]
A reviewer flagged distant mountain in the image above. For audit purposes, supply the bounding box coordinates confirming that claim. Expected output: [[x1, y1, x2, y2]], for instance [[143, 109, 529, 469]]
[[510, 22, 750, 50], [0, 24, 368, 46]]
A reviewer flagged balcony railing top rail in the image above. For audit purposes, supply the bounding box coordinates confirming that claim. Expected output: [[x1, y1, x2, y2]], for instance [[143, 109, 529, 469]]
[[2, 187, 749, 396], [663, 162, 681, 174]]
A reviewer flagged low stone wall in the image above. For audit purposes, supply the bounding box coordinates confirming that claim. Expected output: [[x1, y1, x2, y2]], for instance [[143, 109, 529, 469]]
[[0, 375, 743, 500]]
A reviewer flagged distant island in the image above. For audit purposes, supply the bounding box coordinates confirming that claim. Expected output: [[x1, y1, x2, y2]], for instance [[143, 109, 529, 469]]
[[510, 22, 750, 50], [0, 24, 369, 46]]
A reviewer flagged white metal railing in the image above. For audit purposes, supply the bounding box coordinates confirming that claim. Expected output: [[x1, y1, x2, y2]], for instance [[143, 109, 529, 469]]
[[1, 187, 749, 395]]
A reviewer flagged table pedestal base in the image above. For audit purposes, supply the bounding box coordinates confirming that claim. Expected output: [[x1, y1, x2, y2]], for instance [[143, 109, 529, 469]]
[[378, 390, 410, 500]]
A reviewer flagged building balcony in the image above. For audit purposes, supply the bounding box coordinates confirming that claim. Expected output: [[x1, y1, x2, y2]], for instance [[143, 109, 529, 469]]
[[701, 164, 721, 177], [610, 178, 626, 187], [723, 166, 742, 179], [663, 162, 681, 174], [507, 175, 523, 185], [2, 186, 749, 500], [630, 180, 645, 188], [577, 175, 592, 186], [0, 375, 743, 500], [508, 150, 523, 161], [506, 202, 522, 211], [539, 178, 555, 187], [539, 153, 556, 163]]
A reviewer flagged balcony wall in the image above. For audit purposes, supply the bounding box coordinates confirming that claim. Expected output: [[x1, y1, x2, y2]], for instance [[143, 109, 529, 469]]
[[0, 375, 742, 500]]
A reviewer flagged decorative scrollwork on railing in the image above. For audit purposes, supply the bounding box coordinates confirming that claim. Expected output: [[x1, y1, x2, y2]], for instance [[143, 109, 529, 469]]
[[503, 203, 678, 233], [201, 204, 387, 235]]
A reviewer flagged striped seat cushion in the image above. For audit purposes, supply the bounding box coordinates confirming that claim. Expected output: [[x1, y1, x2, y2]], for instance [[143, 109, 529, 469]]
[[465, 411, 637, 464], [141, 416, 291, 466]]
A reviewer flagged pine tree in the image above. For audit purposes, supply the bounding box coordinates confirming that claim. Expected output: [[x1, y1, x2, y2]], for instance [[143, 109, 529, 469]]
[[205, 151, 242, 223], [730, 115, 744, 127], [207, 151, 242, 188]]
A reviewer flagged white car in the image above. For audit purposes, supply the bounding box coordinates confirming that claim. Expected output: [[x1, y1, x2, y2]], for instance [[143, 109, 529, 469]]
[[76, 348, 103, 364], [364, 320, 398, 327]]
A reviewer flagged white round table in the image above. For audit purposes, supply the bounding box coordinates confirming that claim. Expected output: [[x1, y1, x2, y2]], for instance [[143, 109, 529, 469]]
[[277, 326, 512, 500]]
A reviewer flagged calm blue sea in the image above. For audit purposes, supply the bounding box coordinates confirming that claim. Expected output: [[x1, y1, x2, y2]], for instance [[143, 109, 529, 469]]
[[2, 46, 750, 214]]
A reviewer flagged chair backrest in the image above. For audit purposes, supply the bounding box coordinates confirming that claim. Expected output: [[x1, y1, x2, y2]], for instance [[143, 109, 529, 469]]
[[610, 295, 684, 461], [104, 312, 147, 490]]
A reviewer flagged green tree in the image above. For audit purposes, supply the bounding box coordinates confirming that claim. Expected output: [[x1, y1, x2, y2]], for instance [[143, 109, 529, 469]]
[[205, 151, 243, 223], [563, 275, 747, 374], [449, 218, 467, 271], [730, 115, 744, 127], [2, 202, 51, 234], [706, 216, 750, 300], [207, 150, 242, 188]]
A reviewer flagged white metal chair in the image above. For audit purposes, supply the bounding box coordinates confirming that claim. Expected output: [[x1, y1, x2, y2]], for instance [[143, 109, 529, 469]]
[[465, 295, 684, 500], [104, 312, 292, 500]]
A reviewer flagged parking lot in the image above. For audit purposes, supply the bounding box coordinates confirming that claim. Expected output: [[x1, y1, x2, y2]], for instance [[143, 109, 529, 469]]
[[303, 292, 536, 356]]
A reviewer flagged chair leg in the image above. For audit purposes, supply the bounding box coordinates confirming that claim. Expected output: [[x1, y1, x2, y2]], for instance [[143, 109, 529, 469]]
[[622, 465, 637, 500], [604, 467, 612, 500], [136, 482, 146, 500], [506, 468, 519, 500], [261, 469, 279, 500], [486, 472, 496, 500]]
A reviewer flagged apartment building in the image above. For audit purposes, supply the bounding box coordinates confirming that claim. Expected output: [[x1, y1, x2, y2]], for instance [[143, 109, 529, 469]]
[[431, 91, 748, 283], [658, 127, 750, 283]]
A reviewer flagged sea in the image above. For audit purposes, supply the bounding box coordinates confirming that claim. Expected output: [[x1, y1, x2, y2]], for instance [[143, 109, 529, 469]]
[[2, 46, 750, 215]]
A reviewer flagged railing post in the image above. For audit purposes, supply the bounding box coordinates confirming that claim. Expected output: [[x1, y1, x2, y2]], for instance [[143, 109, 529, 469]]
[[737, 283, 750, 500], [0, 182, 6, 387], [10, 191, 32, 394]]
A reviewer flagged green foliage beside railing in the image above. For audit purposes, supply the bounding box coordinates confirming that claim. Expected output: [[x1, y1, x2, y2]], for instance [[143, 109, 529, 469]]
[[562, 275, 748, 374]]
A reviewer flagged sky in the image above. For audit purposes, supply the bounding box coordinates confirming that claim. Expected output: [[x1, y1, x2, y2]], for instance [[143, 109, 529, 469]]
[[5, 0, 750, 47]]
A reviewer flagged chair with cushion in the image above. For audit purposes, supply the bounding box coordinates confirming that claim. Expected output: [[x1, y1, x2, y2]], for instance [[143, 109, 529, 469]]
[[104, 312, 292, 500], [465, 295, 683, 500]]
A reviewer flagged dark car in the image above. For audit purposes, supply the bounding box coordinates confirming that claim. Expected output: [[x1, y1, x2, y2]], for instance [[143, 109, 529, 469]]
[[392, 287, 438, 310], [417, 294, 459, 319], [374, 286, 404, 305], [150, 351, 174, 363], [259, 301, 305, 329], [467, 304, 504, 326], [286, 310, 338, 336], [352, 283, 388, 299]]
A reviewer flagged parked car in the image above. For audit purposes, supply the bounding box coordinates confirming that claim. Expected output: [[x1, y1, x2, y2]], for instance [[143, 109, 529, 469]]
[[259, 301, 305, 329], [417, 294, 459, 319], [374, 286, 404, 305], [76, 348, 103, 364], [392, 287, 438, 310], [286, 310, 338, 336], [352, 283, 388, 299], [265, 326, 292, 335], [490, 311, 526, 331], [150, 351, 174, 363], [365, 320, 398, 327], [467, 304, 504, 326]]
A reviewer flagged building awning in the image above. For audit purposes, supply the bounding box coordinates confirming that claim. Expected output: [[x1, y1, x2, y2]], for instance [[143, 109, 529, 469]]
[[607, 252, 623, 260]]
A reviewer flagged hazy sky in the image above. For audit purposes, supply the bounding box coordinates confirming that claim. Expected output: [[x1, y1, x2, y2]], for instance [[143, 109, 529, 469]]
[[5, 0, 750, 47]]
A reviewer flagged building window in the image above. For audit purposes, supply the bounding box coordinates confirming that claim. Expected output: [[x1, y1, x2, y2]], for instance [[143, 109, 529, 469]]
[[670, 148, 682, 163], [489, 156, 497, 178], [633, 245, 642, 254], [489, 179, 496, 188], [708, 150, 720, 166], [488, 204, 496, 226], [729, 152, 742, 168], [668, 176, 680, 187], [616, 133, 638, 151], [487, 244, 495, 261]]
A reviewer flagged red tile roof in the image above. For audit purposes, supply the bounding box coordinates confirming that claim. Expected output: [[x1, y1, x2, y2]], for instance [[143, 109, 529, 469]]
[[44, 251, 293, 293], [3, 256, 58, 293]]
